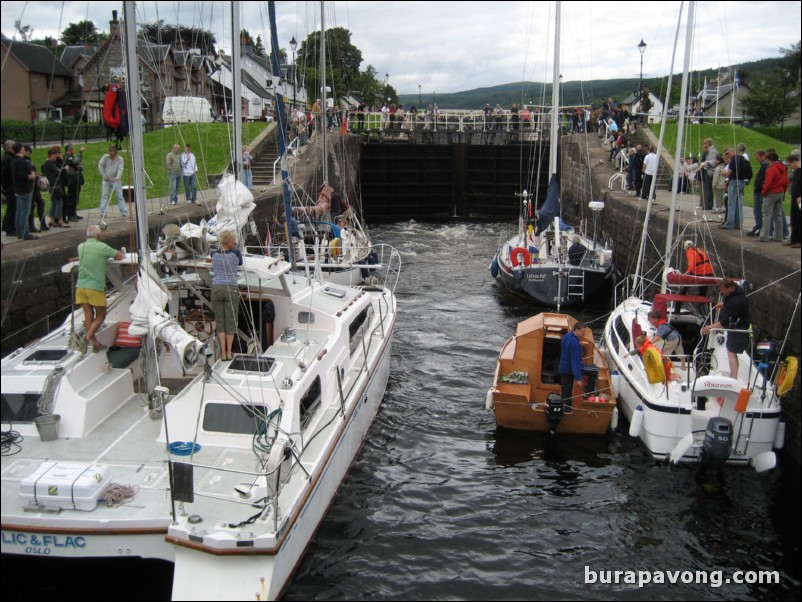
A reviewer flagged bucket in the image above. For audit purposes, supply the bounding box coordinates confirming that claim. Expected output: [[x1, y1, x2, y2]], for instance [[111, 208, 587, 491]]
[[34, 414, 61, 441]]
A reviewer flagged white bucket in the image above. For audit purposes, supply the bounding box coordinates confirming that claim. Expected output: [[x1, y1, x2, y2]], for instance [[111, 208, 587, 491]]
[[34, 414, 61, 441]]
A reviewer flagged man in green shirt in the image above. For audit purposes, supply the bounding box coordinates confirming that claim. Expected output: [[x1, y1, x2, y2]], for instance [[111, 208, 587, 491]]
[[75, 225, 124, 352]]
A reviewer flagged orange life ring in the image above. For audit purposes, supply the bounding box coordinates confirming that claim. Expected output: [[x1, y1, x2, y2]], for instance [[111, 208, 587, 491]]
[[510, 247, 531, 267]]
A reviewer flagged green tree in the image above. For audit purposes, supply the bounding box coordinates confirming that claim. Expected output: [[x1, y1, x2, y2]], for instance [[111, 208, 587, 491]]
[[739, 70, 797, 126], [14, 19, 33, 41], [254, 35, 266, 59], [298, 27, 363, 102], [60, 20, 103, 46], [141, 20, 217, 55]]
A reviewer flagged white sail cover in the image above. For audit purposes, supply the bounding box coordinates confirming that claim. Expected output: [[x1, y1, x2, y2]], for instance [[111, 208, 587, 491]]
[[128, 263, 204, 368], [206, 173, 255, 238]]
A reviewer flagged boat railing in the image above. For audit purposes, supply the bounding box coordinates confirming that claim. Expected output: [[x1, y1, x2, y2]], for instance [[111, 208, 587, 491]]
[[272, 135, 301, 182]]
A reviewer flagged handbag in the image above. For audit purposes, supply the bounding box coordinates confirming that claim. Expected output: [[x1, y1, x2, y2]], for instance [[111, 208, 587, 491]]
[[36, 175, 50, 191]]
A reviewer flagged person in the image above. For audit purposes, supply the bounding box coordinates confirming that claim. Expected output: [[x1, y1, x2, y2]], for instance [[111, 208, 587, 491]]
[[211, 230, 243, 361], [75, 225, 125, 352], [750, 150, 768, 236], [63, 144, 86, 222], [493, 103, 504, 130], [558, 322, 598, 413], [648, 310, 685, 370], [356, 100, 367, 129], [627, 145, 644, 197], [784, 154, 801, 249], [312, 99, 323, 133], [567, 235, 587, 266], [2, 140, 18, 236], [12, 141, 37, 240], [710, 154, 727, 214], [640, 145, 657, 201], [23, 145, 47, 233], [683, 240, 713, 276], [720, 145, 750, 230], [180, 144, 198, 204], [98, 145, 128, 220], [758, 151, 788, 243], [165, 144, 182, 205], [701, 278, 750, 380], [241, 145, 254, 190], [424, 104, 434, 130], [700, 138, 718, 210], [42, 146, 70, 229]]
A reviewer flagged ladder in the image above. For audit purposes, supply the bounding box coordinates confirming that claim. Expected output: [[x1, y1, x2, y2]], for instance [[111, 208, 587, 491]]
[[567, 270, 585, 299]]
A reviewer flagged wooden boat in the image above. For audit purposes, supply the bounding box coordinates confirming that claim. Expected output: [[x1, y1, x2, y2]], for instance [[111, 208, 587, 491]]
[[488, 313, 616, 435]]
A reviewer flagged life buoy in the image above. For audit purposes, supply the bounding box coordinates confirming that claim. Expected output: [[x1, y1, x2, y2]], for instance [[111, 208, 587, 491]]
[[642, 346, 666, 384], [103, 85, 121, 130], [510, 246, 531, 267], [330, 237, 341, 258], [776, 357, 798, 397]]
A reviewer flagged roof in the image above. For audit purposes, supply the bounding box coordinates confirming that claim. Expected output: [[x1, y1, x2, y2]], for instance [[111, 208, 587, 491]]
[[59, 45, 96, 70], [2, 38, 73, 78]]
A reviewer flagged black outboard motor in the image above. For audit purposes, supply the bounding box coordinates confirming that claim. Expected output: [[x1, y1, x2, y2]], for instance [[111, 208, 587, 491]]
[[546, 393, 564, 435], [702, 417, 733, 469]]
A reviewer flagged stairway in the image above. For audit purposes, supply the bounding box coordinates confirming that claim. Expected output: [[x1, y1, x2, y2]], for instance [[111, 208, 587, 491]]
[[251, 142, 281, 188], [628, 126, 674, 192]]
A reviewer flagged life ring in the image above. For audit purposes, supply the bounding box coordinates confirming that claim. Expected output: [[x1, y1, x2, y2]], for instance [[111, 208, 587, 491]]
[[510, 246, 531, 267], [184, 309, 215, 342], [103, 85, 121, 130], [776, 357, 798, 397], [330, 237, 342, 258]]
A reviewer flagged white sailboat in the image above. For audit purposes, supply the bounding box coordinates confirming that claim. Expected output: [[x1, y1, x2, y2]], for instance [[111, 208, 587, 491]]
[[491, 2, 614, 309], [0, 3, 400, 600], [601, 1, 782, 472]]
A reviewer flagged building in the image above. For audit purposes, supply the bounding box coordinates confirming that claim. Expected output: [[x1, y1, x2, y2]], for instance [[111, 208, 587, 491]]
[[621, 89, 664, 124], [1, 35, 76, 122]]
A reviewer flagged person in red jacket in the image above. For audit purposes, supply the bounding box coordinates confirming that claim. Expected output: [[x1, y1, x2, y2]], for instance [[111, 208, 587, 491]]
[[758, 151, 789, 242], [683, 240, 714, 276]]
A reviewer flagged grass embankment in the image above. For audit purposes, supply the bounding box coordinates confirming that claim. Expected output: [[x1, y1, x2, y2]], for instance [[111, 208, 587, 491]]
[[2, 122, 268, 222]]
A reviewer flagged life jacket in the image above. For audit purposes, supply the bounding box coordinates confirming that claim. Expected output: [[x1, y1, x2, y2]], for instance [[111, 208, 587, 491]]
[[639, 339, 670, 384], [687, 247, 714, 276], [103, 85, 121, 130]]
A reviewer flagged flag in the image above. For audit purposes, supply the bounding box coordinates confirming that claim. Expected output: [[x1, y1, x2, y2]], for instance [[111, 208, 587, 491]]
[[340, 116, 347, 134]]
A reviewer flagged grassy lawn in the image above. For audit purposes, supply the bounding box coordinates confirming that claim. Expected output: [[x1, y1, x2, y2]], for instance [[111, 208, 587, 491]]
[[659, 122, 797, 210], [2, 122, 268, 221]]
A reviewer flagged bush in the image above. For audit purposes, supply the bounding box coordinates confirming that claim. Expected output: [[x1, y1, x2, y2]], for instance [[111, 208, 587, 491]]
[[751, 125, 801, 146]]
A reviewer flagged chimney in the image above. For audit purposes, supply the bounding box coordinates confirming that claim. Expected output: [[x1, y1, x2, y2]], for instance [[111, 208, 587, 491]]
[[110, 10, 119, 36]]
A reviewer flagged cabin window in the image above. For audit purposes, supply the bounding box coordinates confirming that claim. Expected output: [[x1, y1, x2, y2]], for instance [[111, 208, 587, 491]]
[[300, 377, 322, 429], [348, 306, 374, 356], [202, 402, 274, 434], [1, 393, 44, 422], [613, 316, 630, 352]]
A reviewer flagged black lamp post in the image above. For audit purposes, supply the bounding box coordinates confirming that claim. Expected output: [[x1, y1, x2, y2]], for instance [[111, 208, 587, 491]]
[[289, 36, 297, 114], [637, 38, 647, 111], [418, 84, 421, 109], [780, 69, 790, 138]]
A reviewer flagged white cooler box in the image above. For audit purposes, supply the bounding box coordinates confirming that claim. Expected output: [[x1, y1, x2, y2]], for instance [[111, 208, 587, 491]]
[[20, 462, 112, 512]]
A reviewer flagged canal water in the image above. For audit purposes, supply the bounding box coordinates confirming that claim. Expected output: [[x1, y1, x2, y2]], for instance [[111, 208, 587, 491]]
[[5, 221, 800, 600]]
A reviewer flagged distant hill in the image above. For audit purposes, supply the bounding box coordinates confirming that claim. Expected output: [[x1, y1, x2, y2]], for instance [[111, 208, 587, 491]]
[[398, 57, 788, 110]]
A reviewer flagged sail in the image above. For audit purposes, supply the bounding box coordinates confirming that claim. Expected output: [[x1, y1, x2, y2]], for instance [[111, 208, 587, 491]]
[[536, 174, 561, 234]]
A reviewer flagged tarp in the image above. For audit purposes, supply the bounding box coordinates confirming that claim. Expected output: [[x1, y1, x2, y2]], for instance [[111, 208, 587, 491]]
[[652, 293, 712, 316], [536, 174, 560, 234]]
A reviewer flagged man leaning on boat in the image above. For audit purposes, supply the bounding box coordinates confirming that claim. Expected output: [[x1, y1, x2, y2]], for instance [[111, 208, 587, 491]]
[[558, 322, 598, 413]]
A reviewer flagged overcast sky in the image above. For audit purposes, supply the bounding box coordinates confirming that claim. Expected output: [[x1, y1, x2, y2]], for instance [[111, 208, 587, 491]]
[[2, 1, 800, 94]]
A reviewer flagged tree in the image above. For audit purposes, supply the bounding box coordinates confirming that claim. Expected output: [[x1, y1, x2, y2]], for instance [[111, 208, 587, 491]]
[[254, 35, 266, 59], [60, 20, 103, 46], [739, 70, 797, 125], [297, 27, 363, 102], [14, 19, 33, 41], [141, 20, 217, 55]]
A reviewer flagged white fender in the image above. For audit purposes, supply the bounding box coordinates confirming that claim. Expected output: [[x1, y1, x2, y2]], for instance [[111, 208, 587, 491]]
[[485, 389, 495, 411], [628, 404, 644, 438], [669, 433, 694, 464], [774, 420, 785, 450], [610, 407, 619, 431], [610, 370, 620, 399], [266, 439, 288, 495], [752, 451, 776, 474]]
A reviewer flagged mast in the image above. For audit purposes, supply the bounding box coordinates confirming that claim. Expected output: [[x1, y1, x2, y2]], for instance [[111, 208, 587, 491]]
[[231, 1, 243, 183], [320, 1, 328, 184], [633, 2, 685, 296], [121, 1, 149, 266], [661, 1, 696, 292], [268, 0, 296, 265], [549, 0, 560, 176]]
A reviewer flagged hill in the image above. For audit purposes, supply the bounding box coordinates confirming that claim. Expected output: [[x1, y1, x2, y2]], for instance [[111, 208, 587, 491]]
[[398, 57, 790, 110]]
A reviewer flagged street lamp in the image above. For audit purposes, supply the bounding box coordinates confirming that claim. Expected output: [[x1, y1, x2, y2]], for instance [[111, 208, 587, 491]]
[[418, 84, 421, 109], [780, 69, 790, 138], [637, 38, 647, 113], [289, 36, 297, 114]]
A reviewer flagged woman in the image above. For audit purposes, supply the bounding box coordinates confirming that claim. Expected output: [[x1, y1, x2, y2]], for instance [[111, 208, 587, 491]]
[[241, 145, 254, 190], [42, 145, 69, 228], [211, 230, 243, 361]]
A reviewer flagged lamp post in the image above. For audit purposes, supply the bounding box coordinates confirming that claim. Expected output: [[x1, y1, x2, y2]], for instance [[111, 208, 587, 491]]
[[780, 69, 790, 138], [418, 84, 421, 109], [289, 36, 297, 115], [637, 38, 647, 115]]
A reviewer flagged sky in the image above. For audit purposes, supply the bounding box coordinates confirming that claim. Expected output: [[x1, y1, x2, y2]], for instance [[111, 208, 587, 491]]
[[2, 1, 800, 95]]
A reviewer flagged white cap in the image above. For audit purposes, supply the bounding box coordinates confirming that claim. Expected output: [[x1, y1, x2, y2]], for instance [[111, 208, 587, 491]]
[[683, 240, 694, 250]]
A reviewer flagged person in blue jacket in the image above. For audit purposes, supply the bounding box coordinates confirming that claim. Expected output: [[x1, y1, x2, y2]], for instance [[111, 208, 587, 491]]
[[558, 322, 598, 412]]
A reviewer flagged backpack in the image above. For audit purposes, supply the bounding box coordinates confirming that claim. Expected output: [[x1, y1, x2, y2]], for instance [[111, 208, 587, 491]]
[[738, 156, 753, 181]]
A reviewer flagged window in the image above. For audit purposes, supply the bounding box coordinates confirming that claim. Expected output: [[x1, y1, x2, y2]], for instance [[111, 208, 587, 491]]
[[203, 402, 272, 434], [348, 307, 374, 356], [613, 316, 630, 352], [299, 377, 322, 429]]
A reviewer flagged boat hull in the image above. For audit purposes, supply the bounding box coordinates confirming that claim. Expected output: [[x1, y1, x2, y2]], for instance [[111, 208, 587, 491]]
[[496, 259, 612, 307]]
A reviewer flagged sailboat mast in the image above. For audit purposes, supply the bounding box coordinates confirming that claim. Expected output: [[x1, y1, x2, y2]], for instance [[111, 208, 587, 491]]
[[232, 1, 243, 182], [661, 1, 696, 292], [121, 1, 149, 265], [320, 1, 328, 184], [549, 1, 561, 176]]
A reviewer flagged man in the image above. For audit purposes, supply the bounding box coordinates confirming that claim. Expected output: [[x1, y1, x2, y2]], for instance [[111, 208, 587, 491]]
[[720, 145, 751, 230], [627, 145, 644, 197], [640, 145, 657, 201], [784, 154, 801, 249], [11, 141, 37, 240], [683, 240, 713, 276], [701, 278, 750, 380], [700, 138, 717, 210], [63, 144, 86, 222], [648, 310, 685, 370], [75, 225, 125, 352], [165, 144, 182, 205], [98, 145, 127, 220], [750, 150, 768, 236], [2, 139, 18, 236], [568, 235, 587, 266], [558, 322, 598, 413], [758, 151, 788, 243], [180, 144, 198, 204]]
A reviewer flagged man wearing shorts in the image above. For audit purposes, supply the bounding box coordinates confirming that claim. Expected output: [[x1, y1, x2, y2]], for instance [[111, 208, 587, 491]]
[[75, 225, 124, 352], [701, 278, 750, 379]]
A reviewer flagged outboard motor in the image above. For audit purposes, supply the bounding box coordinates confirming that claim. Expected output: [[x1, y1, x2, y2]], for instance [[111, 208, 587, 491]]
[[702, 417, 733, 469], [546, 393, 564, 435]]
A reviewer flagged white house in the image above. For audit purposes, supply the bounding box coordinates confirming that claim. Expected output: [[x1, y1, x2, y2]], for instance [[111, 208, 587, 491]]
[[622, 90, 664, 124]]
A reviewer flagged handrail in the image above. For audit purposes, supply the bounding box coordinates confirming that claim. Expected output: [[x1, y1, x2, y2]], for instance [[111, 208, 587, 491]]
[[345, 109, 561, 134], [272, 136, 300, 182]]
